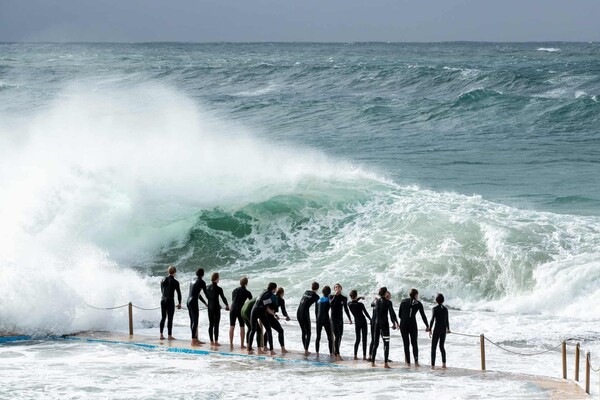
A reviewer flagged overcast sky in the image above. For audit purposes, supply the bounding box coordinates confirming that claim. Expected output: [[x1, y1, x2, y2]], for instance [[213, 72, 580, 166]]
[[1, 0, 599, 42]]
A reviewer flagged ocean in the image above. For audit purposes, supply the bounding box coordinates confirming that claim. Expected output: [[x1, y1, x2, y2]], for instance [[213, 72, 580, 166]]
[[0, 42, 599, 399]]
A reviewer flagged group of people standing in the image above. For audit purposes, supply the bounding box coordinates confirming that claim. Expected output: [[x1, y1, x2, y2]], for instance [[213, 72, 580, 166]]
[[159, 266, 451, 369]]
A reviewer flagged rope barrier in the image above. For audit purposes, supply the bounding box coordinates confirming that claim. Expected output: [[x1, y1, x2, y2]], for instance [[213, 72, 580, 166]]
[[451, 331, 480, 339], [590, 360, 600, 373], [131, 305, 161, 311], [85, 303, 130, 310], [484, 337, 565, 357]]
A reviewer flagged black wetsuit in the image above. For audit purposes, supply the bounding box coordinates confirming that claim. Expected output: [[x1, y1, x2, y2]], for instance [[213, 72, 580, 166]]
[[186, 277, 207, 339], [242, 298, 262, 346], [248, 290, 275, 351], [160, 275, 182, 336], [430, 304, 450, 366], [267, 295, 289, 348], [399, 297, 429, 364], [371, 297, 398, 364], [315, 296, 333, 355], [368, 300, 376, 358], [206, 283, 229, 342], [349, 300, 371, 359], [230, 286, 252, 327], [296, 290, 319, 351], [330, 294, 352, 356]]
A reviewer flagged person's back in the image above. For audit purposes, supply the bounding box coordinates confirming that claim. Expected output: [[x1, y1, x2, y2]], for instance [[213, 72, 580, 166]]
[[349, 300, 369, 327], [206, 273, 229, 346], [187, 268, 207, 346], [316, 296, 331, 324], [398, 288, 429, 365], [296, 282, 320, 356], [429, 293, 451, 368], [161, 275, 181, 301], [370, 288, 397, 368], [349, 290, 371, 360], [207, 282, 225, 309], [229, 277, 252, 349], [315, 286, 333, 356], [159, 266, 182, 341]]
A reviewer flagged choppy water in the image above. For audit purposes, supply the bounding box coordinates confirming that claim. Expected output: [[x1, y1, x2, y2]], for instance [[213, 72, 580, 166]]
[[0, 42, 599, 398]]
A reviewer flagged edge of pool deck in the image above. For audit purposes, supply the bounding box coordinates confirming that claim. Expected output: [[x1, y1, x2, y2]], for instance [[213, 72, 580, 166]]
[[1, 332, 589, 399]]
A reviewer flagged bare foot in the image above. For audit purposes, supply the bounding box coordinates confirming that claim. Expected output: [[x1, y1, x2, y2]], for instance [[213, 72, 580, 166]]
[[159, 335, 165, 340], [363, 356, 367, 361], [270, 351, 276, 356], [415, 362, 420, 367], [247, 349, 254, 355], [168, 336, 176, 340], [337, 355, 344, 361], [230, 344, 234, 350], [241, 345, 247, 349], [214, 342, 221, 347], [371, 362, 376, 367], [354, 356, 358, 360], [258, 348, 266, 355], [191, 339, 201, 346], [431, 365, 435, 370], [281, 347, 288, 354], [442, 364, 447, 369], [198, 340, 206, 345], [304, 350, 310, 357], [384, 363, 391, 369]]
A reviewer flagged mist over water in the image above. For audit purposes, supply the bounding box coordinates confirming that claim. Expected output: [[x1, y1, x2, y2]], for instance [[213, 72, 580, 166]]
[[0, 43, 599, 338]]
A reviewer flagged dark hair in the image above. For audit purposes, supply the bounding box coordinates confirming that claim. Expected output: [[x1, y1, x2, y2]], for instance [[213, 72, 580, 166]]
[[436, 293, 445, 304], [196, 268, 204, 278], [240, 277, 248, 287], [322, 286, 331, 296], [409, 288, 418, 299], [378, 287, 387, 297], [349, 289, 358, 299], [211, 272, 219, 283], [267, 282, 277, 291], [311, 282, 319, 291], [276, 287, 284, 296]]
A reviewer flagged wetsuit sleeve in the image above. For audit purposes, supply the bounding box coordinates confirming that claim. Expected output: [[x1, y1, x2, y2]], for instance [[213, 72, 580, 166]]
[[389, 301, 399, 325], [314, 295, 319, 320], [201, 281, 208, 300], [198, 283, 207, 306], [219, 287, 229, 307], [343, 298, 352, 321], [247, 290, 253, 301], [446, 308, 450, 331], [430, 307, 437, 331], [176, 281, 182, 305], [361, 303, 371, 321], [281, 298, 289, 318], [419, 303, 429, 329]]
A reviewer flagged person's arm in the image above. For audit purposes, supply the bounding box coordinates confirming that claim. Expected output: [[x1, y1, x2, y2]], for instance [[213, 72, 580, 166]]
[[343, 297, 352, 323], [247, 289, 253, 301], [176, 281, 182, 308], [198, 283, 208, 306], [201, 281, 208, 300], [361, 303, 371, 321], [281, 298, 290, 320], [446, 308, 451, 333], [389, 301, 399, 327], [219, 287, 229, 310], [429, 308, 436, 334], [419, 303, 429, 330], [314, 295, 319, 320]]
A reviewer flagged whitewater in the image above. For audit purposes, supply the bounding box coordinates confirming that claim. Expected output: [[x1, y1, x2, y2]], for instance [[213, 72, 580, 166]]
[[0, 42, 599, 399]]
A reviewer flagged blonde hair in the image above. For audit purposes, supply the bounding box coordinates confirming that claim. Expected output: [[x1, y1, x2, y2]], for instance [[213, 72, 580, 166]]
[[167, 266, 176, 275]]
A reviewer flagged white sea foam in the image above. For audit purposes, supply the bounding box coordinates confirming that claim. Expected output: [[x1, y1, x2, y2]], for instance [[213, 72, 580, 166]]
[[537, 47, 561, 52]]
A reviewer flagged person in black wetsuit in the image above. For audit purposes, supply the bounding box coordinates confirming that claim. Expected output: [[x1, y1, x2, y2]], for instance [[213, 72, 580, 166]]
[[296, 282, 320, 356], [367, 297, 377, 361], [229, 276, 252, 350], [371, 287, 399, 369], [248, 282, 278, 355], [330, 283, 353, 360], [206, 272, 230, 346], [187, 267, 208, 346], [399, 288, 429, 365], [348, 289, 371, 360], [159, 266, 182, 340], [429, 293, 451, 369], [315, 286, 334, 357], [267, 287, 290, 354]]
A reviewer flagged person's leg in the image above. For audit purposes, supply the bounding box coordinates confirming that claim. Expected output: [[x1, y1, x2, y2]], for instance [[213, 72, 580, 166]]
[[238, 316, 246, 348], [324, 323, 333, 355], [208, 309, 215, 343], [302, 317, 312, 351], [410, 326, 419, 364], [214, 309, 221, 343], [167, 299, 175, 338], [270, 316, 285, 348], [247, 310, 259, 353], [188, 302, 200, 344], [353, 324, 361, 359], [440, 332, 447, 366], [261, 316, 274, 353], [400, 326, 411, 364], [333, 320, 343, 356], [382, 326, 391, 368], [431, 332, 439, 367], [159, 300, 167, 339], [368, 322, 375, 360], [361, 325, 368, 360], [315, 322, 322, 354], [229, 310, 236, 348], [371, 327, 381, 365]]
